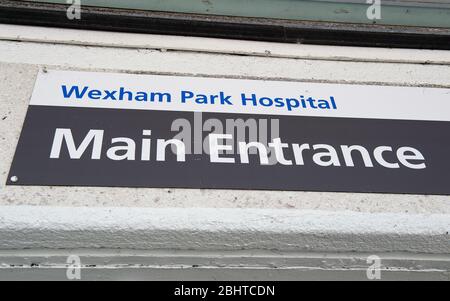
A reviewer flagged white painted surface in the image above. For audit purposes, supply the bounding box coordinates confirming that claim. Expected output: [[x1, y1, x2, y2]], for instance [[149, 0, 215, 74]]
[[0, 206, 448, 280], [0, 206, 449, 253], [0, 24, 449, 280], [1, 24, 450, 65], [1, 41, 450, 89]]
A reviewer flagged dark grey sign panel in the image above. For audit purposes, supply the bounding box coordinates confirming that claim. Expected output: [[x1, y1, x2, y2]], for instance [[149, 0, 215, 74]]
[[7, 105, 450, 194]]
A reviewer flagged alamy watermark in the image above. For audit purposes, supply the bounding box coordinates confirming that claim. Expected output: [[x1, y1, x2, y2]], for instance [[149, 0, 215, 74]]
[[66, 254, 81, 280], [65, 1, 382, 24], [366, 255, 382, 280], [66, 0, 81, 20], [169, 112, 281, 165], [366, 0, 382, 21]]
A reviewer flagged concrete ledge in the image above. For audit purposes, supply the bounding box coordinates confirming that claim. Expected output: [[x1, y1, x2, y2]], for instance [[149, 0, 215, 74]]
[[0, 206, 448, 254]]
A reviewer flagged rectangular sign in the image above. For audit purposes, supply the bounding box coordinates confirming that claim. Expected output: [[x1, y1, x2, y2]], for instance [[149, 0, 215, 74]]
[[7, 70, 450, 194]]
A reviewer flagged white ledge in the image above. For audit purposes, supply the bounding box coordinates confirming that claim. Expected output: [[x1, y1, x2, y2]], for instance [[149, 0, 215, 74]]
[[1, 24, 450, 65], [0, 206, 448, 254]]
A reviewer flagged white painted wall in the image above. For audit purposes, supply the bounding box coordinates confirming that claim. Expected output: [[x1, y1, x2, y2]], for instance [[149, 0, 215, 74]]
[[0, 24, 448, 280]]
